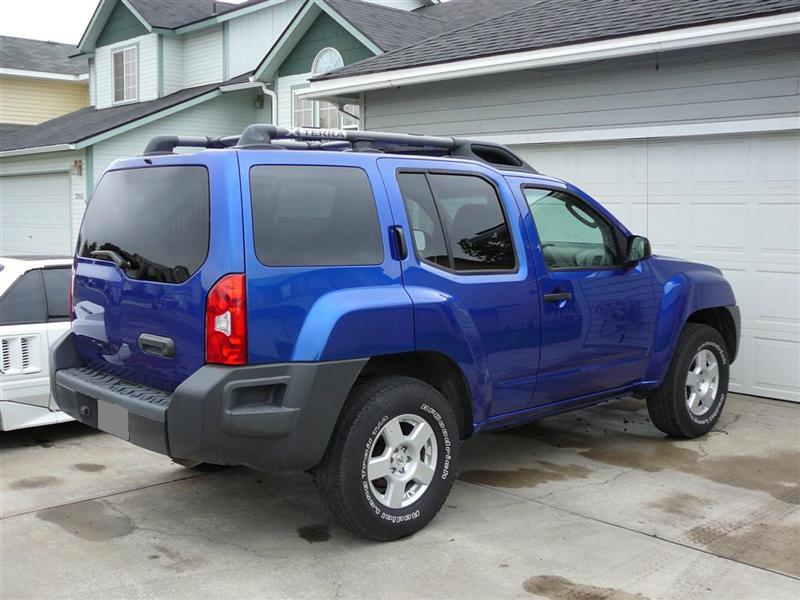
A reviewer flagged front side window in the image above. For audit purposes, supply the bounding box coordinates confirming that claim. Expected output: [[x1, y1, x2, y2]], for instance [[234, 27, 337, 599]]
[[112, 46, 137, 103], [397, 172, 515, 272], [523, 188, 621, 270], [250, 166, 383, 267]]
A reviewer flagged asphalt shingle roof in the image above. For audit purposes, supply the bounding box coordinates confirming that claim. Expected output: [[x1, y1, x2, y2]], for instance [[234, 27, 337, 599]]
[[0, 35, 87, 75], [414, 0, 533, 30], [0, 72, 250, 152], [317, 0, 800, 80], [324, 0, 446, 51], [127, 0, 239, 29]]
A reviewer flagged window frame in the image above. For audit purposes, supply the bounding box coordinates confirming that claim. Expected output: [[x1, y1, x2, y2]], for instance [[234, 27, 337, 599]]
[[398, 168, 519, 276], [111, 44, 138, 105], [521, 184, 627, 273]]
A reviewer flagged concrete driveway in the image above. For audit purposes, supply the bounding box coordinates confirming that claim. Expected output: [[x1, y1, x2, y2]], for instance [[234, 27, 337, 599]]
[[1, 393, 798, 599]]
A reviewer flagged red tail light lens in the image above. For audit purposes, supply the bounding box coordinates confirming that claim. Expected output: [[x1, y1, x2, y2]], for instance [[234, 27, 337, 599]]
[[205, 274, 247, 365]]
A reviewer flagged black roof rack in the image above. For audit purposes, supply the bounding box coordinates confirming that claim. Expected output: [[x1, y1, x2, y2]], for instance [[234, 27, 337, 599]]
[[143, 125, 537, 173]]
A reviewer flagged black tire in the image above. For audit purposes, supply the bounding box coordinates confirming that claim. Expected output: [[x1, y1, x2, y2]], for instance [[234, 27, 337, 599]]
[[314, 375, 460, 541], [647, 323, 730, 438]]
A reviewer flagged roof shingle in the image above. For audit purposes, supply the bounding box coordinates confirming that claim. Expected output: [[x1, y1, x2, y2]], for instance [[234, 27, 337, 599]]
[[317, 0, 800, 80], [324, 0, 446, 51], [0, 35, 87, 75]]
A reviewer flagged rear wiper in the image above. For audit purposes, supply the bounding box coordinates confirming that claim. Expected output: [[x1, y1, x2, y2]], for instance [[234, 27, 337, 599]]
[[90, 249, 131, 269]]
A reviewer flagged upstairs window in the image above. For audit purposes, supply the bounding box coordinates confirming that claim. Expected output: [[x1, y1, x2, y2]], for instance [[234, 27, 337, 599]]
[[112, 46, 137, 103]]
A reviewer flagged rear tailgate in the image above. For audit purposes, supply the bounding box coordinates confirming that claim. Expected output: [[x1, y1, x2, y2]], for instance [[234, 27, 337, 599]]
[[71, 152, 243, 392]]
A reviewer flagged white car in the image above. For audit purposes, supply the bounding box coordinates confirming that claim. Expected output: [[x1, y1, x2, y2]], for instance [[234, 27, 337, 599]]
[[0, 257, 74, 430]]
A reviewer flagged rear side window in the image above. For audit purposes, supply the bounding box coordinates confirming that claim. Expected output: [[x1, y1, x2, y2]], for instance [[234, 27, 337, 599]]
[[397, 172, 515, 272], [0, 270, 46, 325], [42, 268, 70, 319], [250, 166, 383, 267], [78, 166, 209, 283]]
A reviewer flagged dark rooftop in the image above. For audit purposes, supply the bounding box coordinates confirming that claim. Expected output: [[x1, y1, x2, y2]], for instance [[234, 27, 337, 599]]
[[0, 35, 87, 75], [317, 0, 800, 80]]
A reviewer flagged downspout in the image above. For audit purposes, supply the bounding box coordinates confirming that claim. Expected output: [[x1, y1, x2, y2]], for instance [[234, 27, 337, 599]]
[[219, 81, 277, 124]]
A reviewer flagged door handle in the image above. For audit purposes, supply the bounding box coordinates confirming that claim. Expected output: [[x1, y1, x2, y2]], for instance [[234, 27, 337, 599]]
[[138, 333, 175, 358], [390, 225, 408, 260], [543, 292, 572, 303]]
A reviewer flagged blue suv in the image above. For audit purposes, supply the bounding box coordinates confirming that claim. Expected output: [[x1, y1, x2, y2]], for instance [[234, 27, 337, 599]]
[[52, 125, 740, 540]]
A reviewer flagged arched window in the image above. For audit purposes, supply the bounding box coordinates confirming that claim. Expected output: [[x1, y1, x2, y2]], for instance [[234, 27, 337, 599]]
[[293, 47, 359, 129], [312, 47, 344, 75]]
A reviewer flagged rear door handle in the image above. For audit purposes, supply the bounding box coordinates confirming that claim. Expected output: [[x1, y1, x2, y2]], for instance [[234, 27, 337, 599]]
[[138, 333, 175, 358], [390, 225, 408, 260], [543, 292, 572, 302]]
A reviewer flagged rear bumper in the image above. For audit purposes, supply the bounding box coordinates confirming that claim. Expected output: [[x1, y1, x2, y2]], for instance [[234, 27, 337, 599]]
[[51, 332, 366, 470]]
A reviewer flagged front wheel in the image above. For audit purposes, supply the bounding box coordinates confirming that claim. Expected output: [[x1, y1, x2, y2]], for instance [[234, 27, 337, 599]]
[[314, 376, 460, 541], [647, 323, 730, 438]]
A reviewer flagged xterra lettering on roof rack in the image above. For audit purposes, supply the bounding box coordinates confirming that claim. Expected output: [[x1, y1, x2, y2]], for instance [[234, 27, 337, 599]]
[[142, 125, 538, 173]]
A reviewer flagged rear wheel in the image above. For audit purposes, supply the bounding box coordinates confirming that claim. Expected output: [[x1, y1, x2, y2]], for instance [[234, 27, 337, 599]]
[[647, 323, 729, 438], [314, 376, 460, 541]]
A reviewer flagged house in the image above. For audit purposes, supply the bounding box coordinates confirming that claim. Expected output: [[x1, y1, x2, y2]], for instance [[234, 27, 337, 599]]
[[0, 36, 89, 135], [302, 0, 800, 402], [1, 0, 797, 403], [0, 0, 440, 258]]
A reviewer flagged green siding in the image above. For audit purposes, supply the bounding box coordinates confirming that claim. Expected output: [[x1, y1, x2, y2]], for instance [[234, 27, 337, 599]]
[[96, 2, 148, 47], [278, 13, 373, 77]]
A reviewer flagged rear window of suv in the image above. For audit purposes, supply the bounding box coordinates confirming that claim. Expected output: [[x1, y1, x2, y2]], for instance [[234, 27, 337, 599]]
[[77, 166, 209, 283], [250, 166, 383, 267]]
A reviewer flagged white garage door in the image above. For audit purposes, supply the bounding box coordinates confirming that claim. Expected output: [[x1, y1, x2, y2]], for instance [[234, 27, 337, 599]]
[[0, 172, 72, 256], [516, 132, 800, 402]]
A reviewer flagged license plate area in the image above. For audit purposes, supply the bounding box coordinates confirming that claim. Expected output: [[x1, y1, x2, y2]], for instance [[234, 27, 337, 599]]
[[97, 400, 129, 440]]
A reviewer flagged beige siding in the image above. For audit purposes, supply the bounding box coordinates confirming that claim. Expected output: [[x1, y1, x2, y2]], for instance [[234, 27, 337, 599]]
[[0, 76, 88, 125]]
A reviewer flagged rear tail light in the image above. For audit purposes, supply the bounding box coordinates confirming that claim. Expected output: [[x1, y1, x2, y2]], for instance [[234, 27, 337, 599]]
[[205, 274, 247, 365]]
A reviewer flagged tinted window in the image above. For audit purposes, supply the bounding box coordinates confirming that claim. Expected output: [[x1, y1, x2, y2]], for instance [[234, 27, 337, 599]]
[[250, 166, 383, 266], [42, 268, 70, 319], [524, 188, 621, 269], [397, 173, 449, 269], [78, 166, 209, 283], [0, 270, 46, 325], [427, 174, 515, 272]]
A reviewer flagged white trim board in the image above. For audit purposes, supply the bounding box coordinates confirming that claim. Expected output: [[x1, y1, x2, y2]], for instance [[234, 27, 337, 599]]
[[0, 68, 88, 82], [472, 117, 800, 146], [305, 12, 800, 98]]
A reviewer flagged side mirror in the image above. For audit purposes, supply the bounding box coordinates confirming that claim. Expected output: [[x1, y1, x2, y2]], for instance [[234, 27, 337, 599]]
[[626, 235, 652, 264]]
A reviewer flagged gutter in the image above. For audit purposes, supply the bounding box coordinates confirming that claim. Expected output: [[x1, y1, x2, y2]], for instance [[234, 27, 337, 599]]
[[222, 80, 278, 124], [303, 11, 800, 99], [0, 68, 89, 82], [0, 144, 76, 159]]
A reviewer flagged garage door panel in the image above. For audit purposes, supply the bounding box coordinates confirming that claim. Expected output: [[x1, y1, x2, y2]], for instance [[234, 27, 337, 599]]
[[0, 173, 71, 256], [753, 269, 800, 328], [517, 132, 800, 401]]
